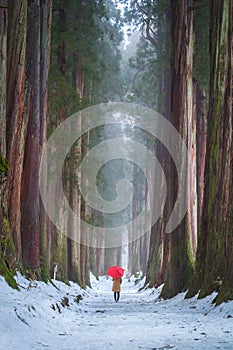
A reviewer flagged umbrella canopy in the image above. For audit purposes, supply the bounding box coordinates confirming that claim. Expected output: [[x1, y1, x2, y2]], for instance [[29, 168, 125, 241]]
[[107, 265, 124, 279]]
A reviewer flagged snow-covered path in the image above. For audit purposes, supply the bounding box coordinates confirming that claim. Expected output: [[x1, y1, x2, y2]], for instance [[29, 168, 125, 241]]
[[80, 277, 233, 350], [1, 274, 233, 350]]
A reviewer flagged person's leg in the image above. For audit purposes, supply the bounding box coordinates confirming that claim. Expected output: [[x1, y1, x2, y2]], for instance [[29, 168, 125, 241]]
[[117, 292, 120, 302], [114, 291, 117, 302]]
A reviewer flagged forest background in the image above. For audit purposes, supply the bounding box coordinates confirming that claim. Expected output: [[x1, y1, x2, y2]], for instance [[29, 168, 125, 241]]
[[0, 0, 232, 305]]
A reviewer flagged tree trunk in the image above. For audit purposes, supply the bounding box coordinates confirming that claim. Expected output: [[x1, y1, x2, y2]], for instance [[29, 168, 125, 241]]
[[145, 7, 171, 288], [216, 0, 233, 303], [195, 85, 207, 231], [20, 0, 52, 270], [105, 248, 118, 271], [187, 0, 233, 300], [6, 0, 28, 260], [38, 0, 52, 280], [128, 164, 142, 274], [90, 246, 105, 276], [0, 0, 7, 156], [67, 138, 81, 284], [161, 0, 195, 298], [79, 131, 90, 287], [0, 0, 17, 275]]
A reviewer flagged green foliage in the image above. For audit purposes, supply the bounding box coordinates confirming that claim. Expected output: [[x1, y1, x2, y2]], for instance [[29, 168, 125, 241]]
[[48, 66, 81, 114], [49, 0, 124, 112], [215, 286, 233, 305], [1, 218, 10, 252], [120, 0, 170, 109], [39, 256, 50, 283], [193, 1, 210, 91], [123, 0, 169, 28], [0, 217, 18, 290], [0, 261, 18, 290], [126, 36, 159, 108], [51, 237, 68, 282], [0, 155, 9, 182], [133, 271, 142, 279], [91, 0, 124, 102]]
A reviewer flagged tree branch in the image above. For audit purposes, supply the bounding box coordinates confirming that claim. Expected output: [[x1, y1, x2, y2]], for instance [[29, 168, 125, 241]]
[[145, 20, 157, 47], [132, 62, 152, 89]]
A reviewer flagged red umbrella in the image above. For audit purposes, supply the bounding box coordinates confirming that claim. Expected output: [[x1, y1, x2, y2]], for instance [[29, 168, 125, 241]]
[[107, 265, 124, 279]]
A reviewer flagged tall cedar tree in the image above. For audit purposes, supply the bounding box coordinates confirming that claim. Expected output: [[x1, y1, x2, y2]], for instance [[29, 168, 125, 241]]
[[0, 0, 17, 278], [6, 0, 52, 271], [145, 3, 171, 288], [160, 0, 195, 298], [187, 0, 233, 302]]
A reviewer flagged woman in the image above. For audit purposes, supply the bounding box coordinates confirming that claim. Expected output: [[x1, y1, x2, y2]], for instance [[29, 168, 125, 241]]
[[112, 276, 122, 302]]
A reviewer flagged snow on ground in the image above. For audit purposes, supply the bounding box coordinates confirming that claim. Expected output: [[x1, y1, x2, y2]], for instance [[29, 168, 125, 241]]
[[0, 272, 233, 350]]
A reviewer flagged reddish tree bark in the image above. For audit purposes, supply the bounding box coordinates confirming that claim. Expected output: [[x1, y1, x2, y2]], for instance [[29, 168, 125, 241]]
[[161, 0, 195, 298], [20, 0, 52, 270], [6, 0, 27, 260], [187, 0, 232, 301], [195, 84, 207, 230], [0, 0, 7, 156], [38, 0, 53, 278], [144, 7, 171, 288], [0, 0, 17, 272]]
